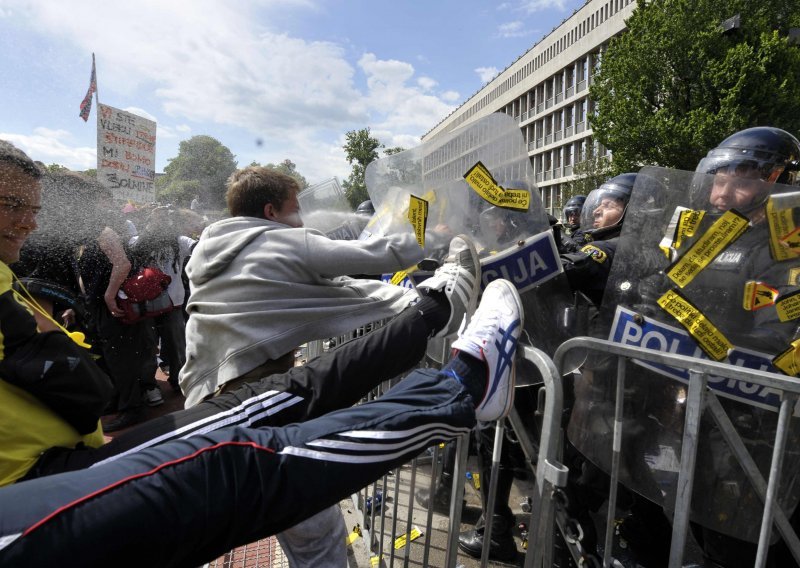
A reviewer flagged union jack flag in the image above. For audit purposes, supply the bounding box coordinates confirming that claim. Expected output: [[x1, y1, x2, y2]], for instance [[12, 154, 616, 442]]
[[79, 57, 96, 122]]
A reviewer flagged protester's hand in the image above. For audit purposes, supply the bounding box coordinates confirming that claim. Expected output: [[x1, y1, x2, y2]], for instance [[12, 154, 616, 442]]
[[104, 291, 124, 317], [61, 309, 76, 327]]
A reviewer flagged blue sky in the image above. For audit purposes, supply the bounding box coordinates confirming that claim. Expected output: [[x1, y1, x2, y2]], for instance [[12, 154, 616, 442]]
[[0, 0, 584, 184]]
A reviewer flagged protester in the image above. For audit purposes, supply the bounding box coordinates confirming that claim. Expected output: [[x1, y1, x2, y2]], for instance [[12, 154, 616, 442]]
[[0, 140, 110, 486], [0, 276, 524, 568], [130, 206, 196, 395], [179, 165, 482, 565]]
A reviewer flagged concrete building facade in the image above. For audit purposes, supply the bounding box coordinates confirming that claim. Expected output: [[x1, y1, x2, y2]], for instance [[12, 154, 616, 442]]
[[422, 0, 637, 217]]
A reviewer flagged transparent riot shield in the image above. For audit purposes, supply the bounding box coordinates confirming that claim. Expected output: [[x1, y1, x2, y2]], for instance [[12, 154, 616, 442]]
[[361, 113, 574, 358], [298, 177, 365, 240], [567, 166, 800, 543]]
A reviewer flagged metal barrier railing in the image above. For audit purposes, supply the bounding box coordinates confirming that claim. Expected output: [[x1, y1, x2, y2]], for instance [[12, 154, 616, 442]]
[[344, 338, 562, 568], [238, 323, 800, 566], [540, 337, 800, 568]]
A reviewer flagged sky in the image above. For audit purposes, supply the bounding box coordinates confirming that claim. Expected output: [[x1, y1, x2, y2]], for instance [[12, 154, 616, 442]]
[[0, 0, 585, 185]]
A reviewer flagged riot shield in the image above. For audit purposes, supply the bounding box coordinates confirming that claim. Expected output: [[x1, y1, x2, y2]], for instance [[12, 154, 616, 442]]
[[567, 166, 800, 543], [298, 177, 365, 240], [361, 113, 574, 358]]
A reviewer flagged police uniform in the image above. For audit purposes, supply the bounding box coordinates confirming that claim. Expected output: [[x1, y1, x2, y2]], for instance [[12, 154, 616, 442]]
[[561, 225, 621, 306]]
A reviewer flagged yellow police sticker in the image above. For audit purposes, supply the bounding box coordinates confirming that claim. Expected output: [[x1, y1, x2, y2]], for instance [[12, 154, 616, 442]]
[[394, 526, 423, 549], [390, 270, 409, 286], [742, 281, 779, 311], [766, 196, 799, 261], [659, 207, 705, 260], [581, 244, 608, 264], [463, 161, 530, 211], [657, 289, 732, 361], [776, 289, 800, 322], [790, 268, 800, 287], [772, 338, 800, 376], [780, 227, 800, 252], [407, 194, 428, 249], [666, 210, 749, 289]]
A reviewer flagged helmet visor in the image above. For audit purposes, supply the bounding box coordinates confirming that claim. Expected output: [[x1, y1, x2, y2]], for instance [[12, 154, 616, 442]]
[[581, 187, 628, 230], [696, 147, 796, 184]]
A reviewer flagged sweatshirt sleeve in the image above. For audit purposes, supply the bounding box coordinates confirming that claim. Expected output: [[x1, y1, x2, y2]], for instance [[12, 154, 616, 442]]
[[303, 231, 425, 278]]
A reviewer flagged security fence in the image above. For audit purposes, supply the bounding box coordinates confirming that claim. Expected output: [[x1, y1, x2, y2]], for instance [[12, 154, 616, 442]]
[[214, 327, 800, 567], [344, 335, 800, 568]]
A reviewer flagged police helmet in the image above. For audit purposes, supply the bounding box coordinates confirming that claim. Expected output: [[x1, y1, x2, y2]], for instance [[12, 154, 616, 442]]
[[355, 200, 375, 216], [580, 173, 637, 233], [478, 179, 538, 249], [693, 127, 800, 214], [562, 195, 586, 228]]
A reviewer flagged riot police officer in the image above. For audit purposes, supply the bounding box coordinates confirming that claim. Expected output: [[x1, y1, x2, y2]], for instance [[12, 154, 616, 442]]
[[355, 199, 375, 217], [685, 126, 800, 568], [562, 194, 586, 236], [561, 173, 636, 305], [566, 128, 800, 567]]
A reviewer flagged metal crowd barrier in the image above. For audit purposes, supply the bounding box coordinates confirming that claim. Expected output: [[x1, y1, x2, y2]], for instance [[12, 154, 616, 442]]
[[309, 331, 800, 567], [343, 336, 561, 568], [536, 337, 800, 568]]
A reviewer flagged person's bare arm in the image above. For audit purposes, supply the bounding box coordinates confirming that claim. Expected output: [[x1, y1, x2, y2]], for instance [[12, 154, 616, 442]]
[[97, 227, 132, 317]]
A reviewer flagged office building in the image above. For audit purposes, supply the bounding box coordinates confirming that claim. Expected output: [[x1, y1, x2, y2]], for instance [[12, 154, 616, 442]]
[[423, 0, 638, 216]]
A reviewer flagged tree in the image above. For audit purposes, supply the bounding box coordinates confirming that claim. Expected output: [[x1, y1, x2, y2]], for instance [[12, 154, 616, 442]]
[[44, 163, 69, 173], [590, 0, 800, 173], [342, 128, 383, 207], [156, 135, 237, 209], [561, 155, 613, 206], [264, 159, 308, 189]]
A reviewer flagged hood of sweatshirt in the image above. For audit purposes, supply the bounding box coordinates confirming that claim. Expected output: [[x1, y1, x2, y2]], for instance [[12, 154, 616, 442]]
[[186, 216, 282, 285]]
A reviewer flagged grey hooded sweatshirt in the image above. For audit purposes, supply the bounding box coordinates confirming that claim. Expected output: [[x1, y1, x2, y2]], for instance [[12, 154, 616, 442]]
[[179, 216, 423, 407]]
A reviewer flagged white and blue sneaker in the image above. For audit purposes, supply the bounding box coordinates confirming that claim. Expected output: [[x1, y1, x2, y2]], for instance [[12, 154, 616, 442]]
[[418, 235, 481, 339], [451, 279, 523, 422]]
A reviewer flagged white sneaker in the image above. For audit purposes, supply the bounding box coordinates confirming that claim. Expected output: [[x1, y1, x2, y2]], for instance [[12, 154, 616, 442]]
[[144, 386, 164, 407], [452, 279, 523, 422], [418, 235, 481, 338]]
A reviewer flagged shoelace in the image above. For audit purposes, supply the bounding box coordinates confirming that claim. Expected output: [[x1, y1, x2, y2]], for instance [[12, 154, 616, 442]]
[[457, 309, 501, 350]]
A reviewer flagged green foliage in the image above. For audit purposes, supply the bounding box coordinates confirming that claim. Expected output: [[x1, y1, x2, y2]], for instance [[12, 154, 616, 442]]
[[44, 163, 70, 173], [264, 159, 309, 189], [342, 128, 384, 207], [156, 135, 237, 208], [383, 146, 405, 156], [561, 156, 612, 206], [157, 179, 202, 207], [590, 0, 800, 172]]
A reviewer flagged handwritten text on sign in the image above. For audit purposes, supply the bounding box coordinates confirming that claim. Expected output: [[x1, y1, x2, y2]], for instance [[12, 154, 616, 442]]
[[97, 103, 157, 203]]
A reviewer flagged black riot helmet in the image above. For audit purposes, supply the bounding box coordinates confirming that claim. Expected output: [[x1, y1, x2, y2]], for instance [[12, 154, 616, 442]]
[[580, 173, 637, 236], [355, 200, 375, 216], [478, 178, 539, 249], [694, 127, 800, 215], [562, 194, 586, 229]]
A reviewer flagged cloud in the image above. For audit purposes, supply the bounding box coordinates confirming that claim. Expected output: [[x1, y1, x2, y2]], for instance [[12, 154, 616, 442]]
[[417, 77, 438, 91], [4, 0, 461, 184], [475, 66, 499, 84], [441, 90, 460, 103], [519, 0, 569, 14], [497, 21, 529, 38], [1, 128, 96, 170]]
